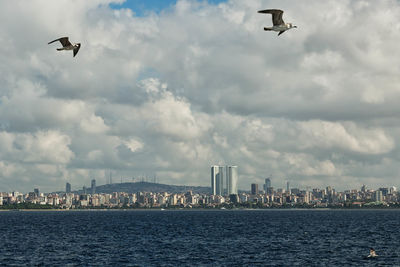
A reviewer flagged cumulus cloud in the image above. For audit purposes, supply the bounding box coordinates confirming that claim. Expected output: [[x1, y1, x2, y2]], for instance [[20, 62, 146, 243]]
[[298, 120, 394, 154], [0, 0, 399, 192], [0, 130, 74, 164]]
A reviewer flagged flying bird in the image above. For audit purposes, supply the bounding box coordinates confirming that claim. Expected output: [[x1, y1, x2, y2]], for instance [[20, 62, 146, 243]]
[[258, 9, 297, 36], [48, 37, 81, 57]]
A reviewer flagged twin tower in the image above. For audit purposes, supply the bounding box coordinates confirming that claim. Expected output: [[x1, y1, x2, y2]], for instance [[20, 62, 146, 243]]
[[211, 166, 238, 196]]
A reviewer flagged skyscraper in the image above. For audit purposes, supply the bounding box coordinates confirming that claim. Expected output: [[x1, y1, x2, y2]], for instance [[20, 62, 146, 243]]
[[211, 166, 224, 196], [264, 177, 271, 191], [66, 182, 71, 193], [216, 166, 223, 196], [286, 181, 290, 193], [251, 183, 259, 195], [91, 179, 96, 195], [374, 190, 383, 202], [226, 166, 238, 195], [211, 166, 217, 195]]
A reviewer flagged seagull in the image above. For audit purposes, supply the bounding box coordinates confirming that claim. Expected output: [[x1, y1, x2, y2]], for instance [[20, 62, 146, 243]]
[[48, 37, 81, 57], [258, 9, 297, 36], [368, 248, 378, 258]]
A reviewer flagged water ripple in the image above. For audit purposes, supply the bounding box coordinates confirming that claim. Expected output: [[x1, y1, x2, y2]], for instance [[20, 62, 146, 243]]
[[0, 210, 399, 266]]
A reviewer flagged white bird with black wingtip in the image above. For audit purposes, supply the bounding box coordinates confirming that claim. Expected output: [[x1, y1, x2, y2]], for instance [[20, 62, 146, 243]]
[[258, 9, 297, 36], [48, 37, 81, 57]]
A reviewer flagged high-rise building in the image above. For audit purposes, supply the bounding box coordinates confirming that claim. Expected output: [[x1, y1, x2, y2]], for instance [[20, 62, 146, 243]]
[[251, 183, 259, 195], [66, 182, 71, 193], [226, 166, 238, 195], [91, 179, 96, 195], [34, 188, 39, 197], [211, 166, 217, 195], [286, 181, 290, 193], [266, 187, 274, 195], [291, 188, 300, 195], [390, 186, 397, 194], [216, 166, 224, 195], [264, 177, 271, 191], [374, 190, 383, 202], [379, 187, 388, 196], [361, 184, 366, 193], [211, 166, 224, 196]]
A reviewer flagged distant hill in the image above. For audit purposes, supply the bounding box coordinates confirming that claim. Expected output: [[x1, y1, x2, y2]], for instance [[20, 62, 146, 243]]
[[73, 181, 211, 195]]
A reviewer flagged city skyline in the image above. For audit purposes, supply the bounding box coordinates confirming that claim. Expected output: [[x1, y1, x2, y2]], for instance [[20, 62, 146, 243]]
[[1, 178, 398, 210], [6, 174, 396, 196], [2, 0, 400, 193], [1, 165, 400, 194]]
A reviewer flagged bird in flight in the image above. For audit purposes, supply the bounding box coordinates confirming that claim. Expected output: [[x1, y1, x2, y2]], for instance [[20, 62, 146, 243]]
[[258, 9, 297, 36], [48, 37, 81, 57]]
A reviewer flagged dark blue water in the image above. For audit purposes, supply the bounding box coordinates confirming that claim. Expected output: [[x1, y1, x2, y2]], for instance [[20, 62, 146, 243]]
[[0, 210, 399, 266]]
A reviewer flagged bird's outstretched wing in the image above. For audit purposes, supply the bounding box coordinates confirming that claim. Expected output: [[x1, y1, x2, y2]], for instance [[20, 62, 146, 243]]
[[48, 37, 71, 47], [278, 31, 285, 36], [258, 9, 284, 26], [73, 44, 81, 57]]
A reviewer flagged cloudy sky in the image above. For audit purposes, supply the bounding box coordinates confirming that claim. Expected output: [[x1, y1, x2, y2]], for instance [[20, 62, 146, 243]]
[[1, 0, 400, 193]]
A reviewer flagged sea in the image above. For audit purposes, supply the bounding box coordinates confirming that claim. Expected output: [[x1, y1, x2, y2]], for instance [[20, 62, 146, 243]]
[[0, 209, 399, 266]]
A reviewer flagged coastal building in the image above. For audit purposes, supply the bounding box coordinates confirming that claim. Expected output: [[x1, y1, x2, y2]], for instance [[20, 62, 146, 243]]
[[65, 194, 73, 208], [66, 182, 71, 193], [374, 190, 383, 202], [211, 166, 218, 195], [291, 188, 300, 195], [91, 179, 96, 195], [379, 187, 389, 196], [251, 183, 259, 195], [266, 186, 274, 195], [226, 166, 238, 195], [229, 194, 239, 203], [211, 166, 216, 195], [264, 177, 271, 191], [216, 166, 224, 196], [211, 166, 224, 196], [361, 184, 366, 193], [169, 194, 177, 205]]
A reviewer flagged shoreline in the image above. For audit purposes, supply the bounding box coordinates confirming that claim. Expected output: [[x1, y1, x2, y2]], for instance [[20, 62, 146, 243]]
[[1, 207, 400, 212]]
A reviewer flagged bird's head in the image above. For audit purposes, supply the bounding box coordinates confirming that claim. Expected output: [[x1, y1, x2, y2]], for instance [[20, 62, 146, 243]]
[[288, 23, 297, 28], [73, 43, 81, 57]]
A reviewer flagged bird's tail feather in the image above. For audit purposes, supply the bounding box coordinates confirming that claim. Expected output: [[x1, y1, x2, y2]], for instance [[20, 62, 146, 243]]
[[264, 27, 273, 31]]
